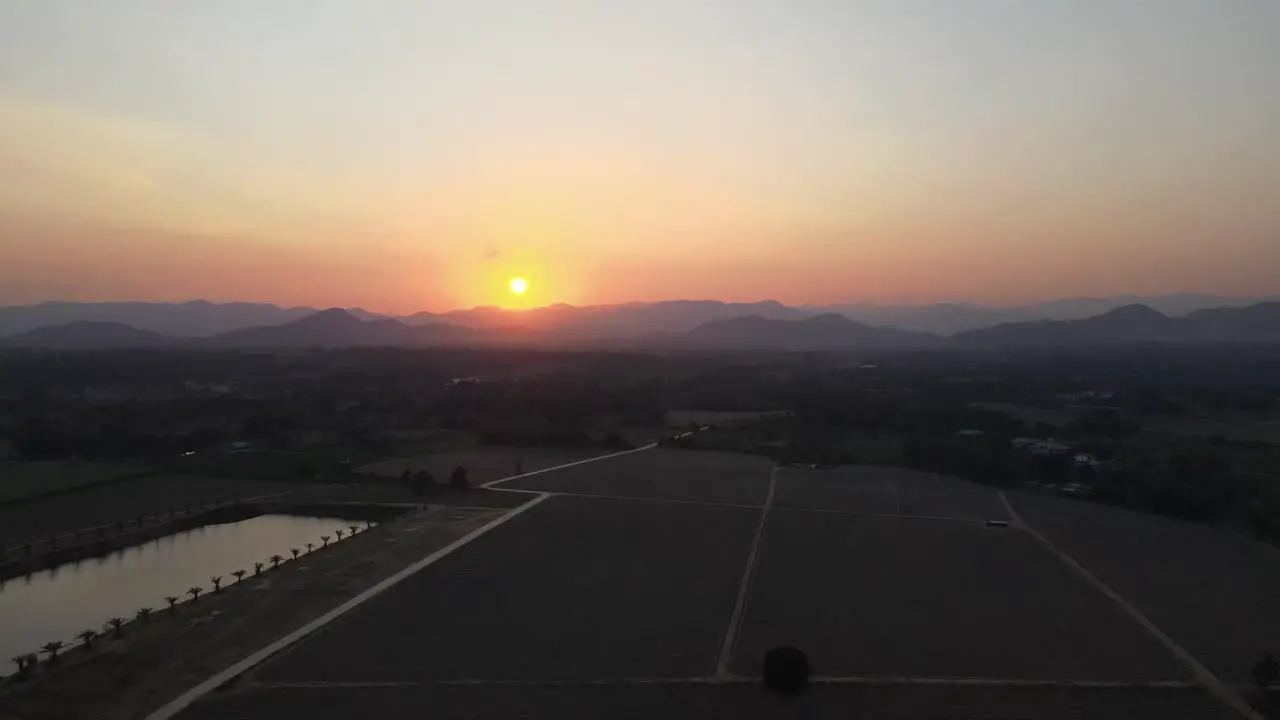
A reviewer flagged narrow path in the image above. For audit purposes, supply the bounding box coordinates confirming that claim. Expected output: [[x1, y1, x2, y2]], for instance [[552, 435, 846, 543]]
[[998, 491, 1262, 720], [714, 464, 777, 680]]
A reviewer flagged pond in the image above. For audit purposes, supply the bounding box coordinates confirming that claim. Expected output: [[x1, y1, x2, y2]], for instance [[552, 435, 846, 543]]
[[0, 514, 366, 664]]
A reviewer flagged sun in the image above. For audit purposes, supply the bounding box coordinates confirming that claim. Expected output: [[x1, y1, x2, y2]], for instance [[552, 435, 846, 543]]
[[509, 277, 529, 296]]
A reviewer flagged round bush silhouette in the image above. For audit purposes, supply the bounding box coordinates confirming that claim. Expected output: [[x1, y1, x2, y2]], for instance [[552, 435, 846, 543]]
[[761, 645, 809, 696]]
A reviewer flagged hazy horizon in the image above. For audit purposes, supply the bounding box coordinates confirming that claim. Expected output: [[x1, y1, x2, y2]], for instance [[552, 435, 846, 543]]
[[3, 1, 1279, 313]]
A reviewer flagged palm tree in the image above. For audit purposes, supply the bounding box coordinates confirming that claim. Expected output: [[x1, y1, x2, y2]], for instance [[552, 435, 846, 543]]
[[232, 569, 247, 583], [41, 641, 64, 664], [269, 554, 283, 569], [321, 535, 330, 547], [349, 524, 359, 536], [105, 617, 125, 637], [136, 607, 153, 624], [187, 586, 203, 603], [335, 529, 345, 541], [254, 561, 265, 576], [210, 575, 223, 592], [305, 543, 314, 554], [165, 595, 180, 612], [77, 629, 97, 649], [290, 548, 300, 560]]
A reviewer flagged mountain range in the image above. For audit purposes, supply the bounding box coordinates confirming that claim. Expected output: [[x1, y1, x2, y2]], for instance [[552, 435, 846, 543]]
[[2, 294, 1275, 338], [2, 297, 1279, 351]]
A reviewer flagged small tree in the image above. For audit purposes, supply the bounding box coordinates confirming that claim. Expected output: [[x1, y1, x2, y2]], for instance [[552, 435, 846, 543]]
[[335, 529, 345, 541], [13, 653, 38, 678], [135, 607, 153, 624], [320, 535, 330, 547], [232, 569, 247, 583], [76, 629, 97, 650], [348, 524, 359, 536], [188, 586, 203, 603], [290, 548, 300, 560], [450, 465, 470, 491], [210, 576, 223, 592], [41, 641, 64, 664], [305, 543, 314, 554], [254, 561, 265, 576], [165, 595, 180, 612], [105, 617, 125, 638], [269, 554, 283, 568]]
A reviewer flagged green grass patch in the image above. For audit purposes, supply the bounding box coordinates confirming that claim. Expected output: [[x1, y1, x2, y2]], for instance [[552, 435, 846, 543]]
[[0, 461, 150, 503]]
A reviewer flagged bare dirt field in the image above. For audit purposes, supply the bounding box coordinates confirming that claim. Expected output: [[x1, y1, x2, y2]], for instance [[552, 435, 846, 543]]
[[0, 475, 328, 548], [176, 682, 1236, 720], [732, 508, 1186, 681], [1009, 491, 1280, 685], [8, 446, 1263, 719], [772, 465, 1011, 521], [498, 448, 773, 505], [257, 494, 759, 683]]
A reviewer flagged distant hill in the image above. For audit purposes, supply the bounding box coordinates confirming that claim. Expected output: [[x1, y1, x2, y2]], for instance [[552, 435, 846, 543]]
[[1, 321, 174, 349], [0, 301, 386, 337], [1184, 302, 1280, 342], [812, 294, 1280, 335], [678, 313, 936, 350], [204, 309, 475, 348], [954, 302, 1280, 345]]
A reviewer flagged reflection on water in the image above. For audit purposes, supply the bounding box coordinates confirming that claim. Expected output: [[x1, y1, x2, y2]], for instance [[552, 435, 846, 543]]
[[0, 514, 364, 663]]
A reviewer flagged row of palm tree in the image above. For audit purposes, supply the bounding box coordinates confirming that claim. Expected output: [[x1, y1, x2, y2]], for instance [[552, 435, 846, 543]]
[[8, 521, 376, 682]]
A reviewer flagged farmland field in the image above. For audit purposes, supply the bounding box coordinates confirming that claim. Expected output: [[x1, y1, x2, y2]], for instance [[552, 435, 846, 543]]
[[259, 494, 758, 682], [772, 465, 1010, 521], [969, 401, 1075, 427], [498, 447, 773, 505], [156, 446, 1248, 720], [1009, 491, 1280, 684], [0, 474, 327, 547], [0, 460, 150, 504], [355, 447, 606, 486], [731, 509, 1186, 681], [665, 409, 786, 427], [1144, 417, 1280, 445]]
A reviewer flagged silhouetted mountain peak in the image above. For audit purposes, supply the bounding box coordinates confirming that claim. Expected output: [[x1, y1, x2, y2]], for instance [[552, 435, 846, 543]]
[[1099, 304, 1167, 321]]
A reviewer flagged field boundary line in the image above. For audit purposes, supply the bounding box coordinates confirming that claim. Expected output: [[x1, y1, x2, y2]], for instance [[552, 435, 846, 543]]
[[715, 464, 777, 680], [141, 492, 553, 720], [998, 491, 1262, 720], [478, 443, 657, 490]]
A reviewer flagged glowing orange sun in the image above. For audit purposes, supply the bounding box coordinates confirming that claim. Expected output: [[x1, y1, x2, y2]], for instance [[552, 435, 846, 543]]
[[509, 277, 528, 295]]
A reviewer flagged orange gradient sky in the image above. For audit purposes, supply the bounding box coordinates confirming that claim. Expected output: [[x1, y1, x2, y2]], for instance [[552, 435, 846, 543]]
[[2, 1, 1279, 312]]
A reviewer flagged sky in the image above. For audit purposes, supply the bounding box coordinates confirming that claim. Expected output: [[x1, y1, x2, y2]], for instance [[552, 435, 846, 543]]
[[1, 1, 1278, 313]]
